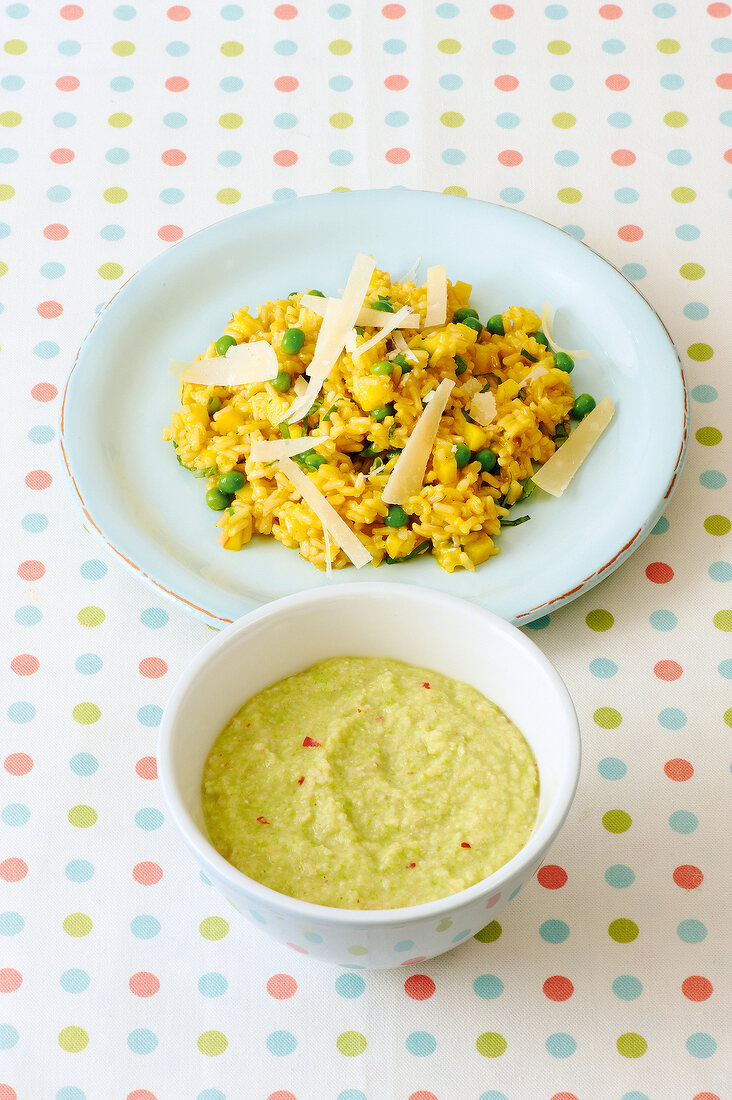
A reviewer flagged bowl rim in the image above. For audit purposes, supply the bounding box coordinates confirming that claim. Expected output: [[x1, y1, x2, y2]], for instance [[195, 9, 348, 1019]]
[[158, 582, 581, 925]]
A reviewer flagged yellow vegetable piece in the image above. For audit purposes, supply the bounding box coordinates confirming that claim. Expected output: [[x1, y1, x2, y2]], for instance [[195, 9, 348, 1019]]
[[433, 442, 458, 485], [496, 378, 520, 403], [352, 375, 393, 413], [223, 530, 245, 551], [464, 534, 494, 566], [214, 407, 246, 434], [453, 280, 472, 305], [462, 421, 487, 452]]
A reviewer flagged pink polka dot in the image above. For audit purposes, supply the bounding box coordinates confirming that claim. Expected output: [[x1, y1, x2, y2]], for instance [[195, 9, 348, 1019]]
[[674, 864, 703, 890], [37, 300, 63, 319], [0, 1088, 16, 1100], [56, 75, 80, 92], [127, 1092, 158, 1100], [716, 72, 732, 88], [611, 148, 636, 165], [18, 560, 45, 581], [490, 3, 514, 16], [404, 974, 435, 1000], [606, 74, 629, 91], [267, 973, 298, 999], [167, 4, 190, 18], [31, 382, 58, 401], [4, 753, 33, 776], [129, 972, 160, 998], [161, 149, 186, 166], [400, 956, 427, 966], [409, 1094, 439, 1100], [158, 224, 183, 242], [495, 74, 519, 91], [385, 146, 410, 163], [654, 659, 683, 681], [165, 76, 189, 92], [136, 756, 157, 780], [498, 149, 522, 166], [133, 861, 163, 885], [708, 1, 731, 13], [50, 148, 74, 164], [0, 969, 22, 993], [724, 148, 732, 163], [551, 1095, 579, 1100], [60, 4, 84, 17], [273, 149, 298, 166], [0, 859, 28, 883], [25, 470, 52, 491], [11, 655, 39, 677], [275, 3, 298, 16], [646, 561, 673, 584], [43, 224, 68, 241], [139, 657, 167, 679], [275, 76, 299, 91], [485, 892, 502, 908], [599, 3, 623, 16], [267, 1093, 296, 1100], [382, 2, 406, 15], [665, 757, 693, 781], [286, 942, 308, 954], [385, 74, 408, 90], [618, 224, 643, 241]]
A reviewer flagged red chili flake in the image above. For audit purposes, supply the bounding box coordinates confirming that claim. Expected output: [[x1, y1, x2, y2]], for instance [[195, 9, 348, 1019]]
[[297, 776, 305, 784], [421, 681, 431, 689], [461, 842, 471, 849], [302, 737, 321, 748], [407, 862, 417, 868], [256, 815, 270, 825]]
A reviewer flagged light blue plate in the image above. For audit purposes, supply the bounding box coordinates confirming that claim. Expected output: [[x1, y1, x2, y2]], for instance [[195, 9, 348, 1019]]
[[60, 190, 687, 625]]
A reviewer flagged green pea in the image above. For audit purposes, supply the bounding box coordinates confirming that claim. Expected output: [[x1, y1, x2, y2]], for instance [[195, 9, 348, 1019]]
[[454, 443, 471, 468], [370, 299, 395, 313], [207, 396, 222, 416], [485, 314, 505, 336], [385, 504, 408, 527], [304, 453, 327, 470], [370, 358, 394, 375], [393, 352, 408, 368], [475, 448, 498, 473], [371, 403, 395, 422], [454, 354, 468, 375], [553, 351, 574, 373], [216, 334, 236, 357], [572, 393, 596, 420], [308, 289, 325, 297], [531, 330, 549, 348], [360, 441, 381, 458], [272, 370, 292, 392], [281, 327, 305, 354], [218, 470, 245, 493], [206, 488, 231, 510], [453, 307, 479, 324], [461, 316, 483, 335]]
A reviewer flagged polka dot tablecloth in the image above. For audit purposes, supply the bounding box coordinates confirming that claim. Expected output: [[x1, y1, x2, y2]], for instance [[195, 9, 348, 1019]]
[[1, 3, 730, 1098]]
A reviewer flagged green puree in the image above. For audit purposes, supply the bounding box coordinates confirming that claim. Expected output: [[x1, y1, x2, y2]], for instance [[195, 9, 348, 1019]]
[[201, 657, 539, 910]]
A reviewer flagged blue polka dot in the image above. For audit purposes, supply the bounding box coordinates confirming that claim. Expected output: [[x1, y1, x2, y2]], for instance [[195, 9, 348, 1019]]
[[608, 111, 632, 128], [653, 2, 675, 14], [329, 149, 353, 166], [220, 76, 243, 92], [198, 972, 228, 997], [160, 187, 184, 204], [1, 77, 23, 92], [667, 147, 691, 165], [114, 4, 136, 18], [8, 701, 35, 723], [2, 803, 30, 826], [436, 1, 459, 14], [473, 974, 504, 999], [105, 147, 130, 164], [197, 1092, 226, 1100], [451, 928, 471, 943], [683, 300, 708, 318], [0, 911, 24, 935], [442, 148, 466, 165], [141, 607, 169, 628], [500, 187, 524, 204], [545, 3, 568, 16], [100, 224, 125, 241], [550, 74, 573, 91], [267, 1030, 297, 1056], [110, 75, 134, 92], [303, 930, 321, 942], [274, 39, 297, 55], [605, 864, 635, 888], [34, 341, 60, 359], [496, 111, 519, 128], [718, 658, 732, 679], [248, 909, 266, 924], [7, 3, 30, 15], [598, 756, 627, 780], [526, 614, 550, 629], [720, 109, 732, 126], [58, 39, 81, 55], [335, 973, 365, 998], [492, 39, 515, 54], [563, 224, 584, 238], [406, 1031, 436, 1057], [329, 75, 353, 91], [337, 1093, 366, 1100], [274, 113, 298, 131], [540, 919, 569, 944], [218, 150, 242, 167], [692, 385, 718, 404], [712, 37, 732, 52], [589, 658, 618, 678], [621, 262, 646, 280], [686, 1032, 716, 1058], [652, 515, 669, 534], [545, 1032, 576, 1058], [166, 41, 189, 56], [80, 559, 107, 580], [200, 871, 211, 885], [53, 112, 77, 129], [383, 38, 406, 54], [677, 919, 707, 944], [509, 884, 522, 899], [394, 939, 414, 952], [56, 1090, 87, 1100], [659, 707, 686, 730], [385, 110, 408, 127], [554, 149, 579, 166], [127, 1028, 158, 1054], [615, 187, 639, 203], [70, 751, 99, 774], [439, 73, 463, 90], [479, 1094, 509, 1100], [60, 968, 91, 993], [39, 263, 65, 281], [137, 704, 163, 727], [602, 38, 625, 53], [28, 424, 54, 444], [273, 187, 296, 201], [660, 73, 684, 90], [613, 975, 643, 1000], [709, 561, 732, 582], [221, 2, 244, 16], [0, 1025, 19, 1050], [0, 222, 10, 239], [163, 111, 187, 128], [700, 470, 726, 490], [135, 807, 164, 830], [650, 609, 677, 630], [329, 2, 351, 15], [131, 915, 161, 939], [669, 810, 698, 834], [65, 859, 95, 883], [15, 605, 42, 626]]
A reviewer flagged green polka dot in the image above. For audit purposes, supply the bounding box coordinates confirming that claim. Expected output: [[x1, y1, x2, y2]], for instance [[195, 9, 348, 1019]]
[[329, 39, 352, 55], [78, 605, 105, 627], [474, 920, 502, 943], [552, 112, 576, 129], [440, 111, 464, 127], [329, 112, 353, 129], [443, 185, 467, 196], [331, 186, 350, 192], [337, 1031, 367, 1056], [696, 427, 722, 446], [664, 111, 688, 128], [723, 708, 732, 728], [671, 186, 696, 203], [103, 186, 128, 204], [547, 40, 571, 54], [608, 918, 638, 943], [220, 41, 243, 56], [0, 184, 15, 201], [72, 702, 101, 724], [558, 187, 582, 204], [586, 609, 614, 632], [617, 1032, 647, 1058], [594, 707, 622, 729], [687, 342, 713, 361], [476, 1031, 507, 1057], [680, 262, 705, 281], [347, 945, 368, 955], [602, 809, 632, 833], [58, 1026, 89, 1052], [108, 113, 132, 128], [112, 40, 135, 56], [98, 263, 123, 281], [0, 111, 22, 128], [198, 1030, 228, 1056], [217, 188, 240, 205], [705, 515, 731, 536], [437, 38, 461, 54], [63, 912, 93, 938], [219, 113, 243, 129], [656, 38, 680, 53], [4, 40, 27, 55], [0, 262, 7, 277], [199, 916, 229, 940], [713, 610, 732, 632], [68, 805, 98, 829]]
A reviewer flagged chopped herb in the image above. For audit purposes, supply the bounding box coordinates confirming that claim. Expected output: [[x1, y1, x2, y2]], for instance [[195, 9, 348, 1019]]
[[553, 425, 568, 444], [287, 290, 297, 298], [377, 294, 391, 301], [454, 354, 468, 376], [384, 541, 431, 565], [393, 353, 408, 368], [499, 481, 515, 507], [461, 408, 475, 424], [521, 348, 539, 363], [279, 420, 291, 439], [521, 477, 537, 501], [322, 402, 341, 421], [518, 388, 527, 402], [227, 506, 235, 515], [308, 289, 325, 298], [501, 515, 531, 527], [355, 325, 364, 336], [370, 456, 385, 473]]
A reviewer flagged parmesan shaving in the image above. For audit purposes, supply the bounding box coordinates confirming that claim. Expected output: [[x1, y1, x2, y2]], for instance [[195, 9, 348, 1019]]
[[382, 378, 455, 506], [520, 365, 549, 387], [389, 329, 418, 362], [541, 301, 591, 360], [398, 255, 422, 283], [248, 437, 322, 462], [277, 456, 372, 568], [301, 294, 420, 329], [351, 304, 414, 358], [424, 264, 447, 328], [469, 391, 497, 426], [293, 376, 308, 397], [168, 341, 278, 386], [531, 396, 614, 497]]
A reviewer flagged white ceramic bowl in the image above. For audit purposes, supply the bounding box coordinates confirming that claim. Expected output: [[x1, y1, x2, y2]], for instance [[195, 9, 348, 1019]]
[[158, 583, 580, 969]]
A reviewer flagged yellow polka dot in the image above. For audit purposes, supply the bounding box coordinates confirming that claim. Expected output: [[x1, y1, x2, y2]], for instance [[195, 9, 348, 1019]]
[[108, 113, 132, 128], [217, 188, 240, 204], [0, 111, 22, 128], [112, 40, 135, 56], [78, 605, 105, 627], [558, 187, 582, 204], [443, 185, 467, 196], [671, 186, 695, 203], [220, 41, 244, 56], [68, 805, 98, 829], [337, 1031, 367, 1056], [328, 39, 352, 55], [0, 184, 15, 201], [199, 916, 229, 940], [219, 113, 243, 129], [0, 262, 7, 277], [440, 111, 464, 127], [656, 38, 680, 53], [679, 262, 705, 280], [617, 1032, 647, 1057], [103, 186, 127, 204], [437, 38, 462, 54], [72, 702, 101, 724], [476, 1031, 508, 1057], [713, 609, 732, 631], [198, 1030, 228, 1056], [552, 112, 576, 129], [63, 912, 93, 937], [664, 111, 687, 128], [98, 262, 123, 280], [547, 40, 571, 54], [329, 112, 354, 129], [4, 40, 27, 55], [330, 186, 351, 192], [58, 1026, 89, 1052]]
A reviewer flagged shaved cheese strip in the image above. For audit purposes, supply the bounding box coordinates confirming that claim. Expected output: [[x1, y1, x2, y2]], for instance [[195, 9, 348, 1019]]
[[350, 304, 414, 358], [469, 391, 497, 426], [287, 253, 375, 423], [398, 255, 422, 283], [520, 364, 549, 387], [344, 328, 357, 354], [424, 264, 447, 328], [293, 375, 308, 397], [531, 396, 614, 497], [301, 294, 420, 329], [277, 456, 372, 568], [541, 301, 591, 360], [389, 329, 418, 362], [248, 436, 322, 462], [382, 378, 455, 506], [169, 341, 277, 386]]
